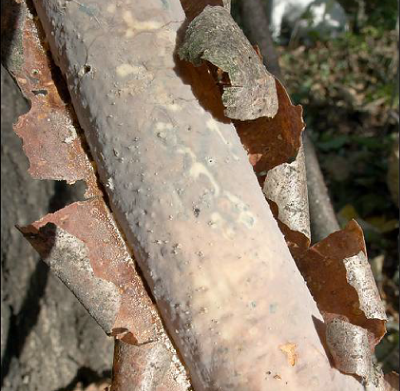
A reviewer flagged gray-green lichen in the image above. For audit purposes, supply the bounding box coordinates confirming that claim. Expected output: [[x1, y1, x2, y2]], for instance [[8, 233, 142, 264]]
[[179, 5, 278, 121]]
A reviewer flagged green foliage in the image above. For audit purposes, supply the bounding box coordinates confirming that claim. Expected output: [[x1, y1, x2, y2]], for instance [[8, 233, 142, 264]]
[[364, 0, 398, 31]]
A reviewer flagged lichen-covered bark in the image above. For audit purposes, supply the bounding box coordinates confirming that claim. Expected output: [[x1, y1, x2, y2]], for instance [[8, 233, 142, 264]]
[[33, 0, 365, 389]]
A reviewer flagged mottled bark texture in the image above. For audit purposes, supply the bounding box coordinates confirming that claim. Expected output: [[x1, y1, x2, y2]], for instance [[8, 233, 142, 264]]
[[1, 66, 113, 391], [32, 0, 365, 389]]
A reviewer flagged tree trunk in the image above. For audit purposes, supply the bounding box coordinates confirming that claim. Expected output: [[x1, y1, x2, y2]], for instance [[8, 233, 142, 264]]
[[29, 1, 365, 389]]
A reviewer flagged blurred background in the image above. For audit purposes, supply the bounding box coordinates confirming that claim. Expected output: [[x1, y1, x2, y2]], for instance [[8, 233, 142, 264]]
[[1, 0, 399, 390]]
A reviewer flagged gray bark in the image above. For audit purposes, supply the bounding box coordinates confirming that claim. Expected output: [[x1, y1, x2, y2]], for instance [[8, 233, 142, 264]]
[[239, 0, 283, 79]]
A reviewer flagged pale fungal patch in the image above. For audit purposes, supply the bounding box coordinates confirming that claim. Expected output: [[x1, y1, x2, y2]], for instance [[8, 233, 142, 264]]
[[122, 11, 163, 38], [114, 65, 154, 96], [157, 28, 177, 44], [63, 135, 76, 144], [156, 122, 173, 131], [206, 118, 239, 160], [106, 3, 116, 13], [206, 118, 228, 145], [177, 146, 220, 197], [209, 212, 223, 228], [116, 63, 145, 78], [106, 178, 115, 190], [208, 212, 235, 240], [190, 163, 220, 197], [166, 103, 182, 112], [63, 121, 78, 144], [224, 191, 256, 228]]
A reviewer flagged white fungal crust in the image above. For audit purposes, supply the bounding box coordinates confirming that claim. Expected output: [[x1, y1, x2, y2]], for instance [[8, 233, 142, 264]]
[[34, 0, 365, 389]]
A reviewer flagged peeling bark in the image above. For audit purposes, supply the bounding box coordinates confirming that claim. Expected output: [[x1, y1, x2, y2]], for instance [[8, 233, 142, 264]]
[[263, 143, 311, 259], [179, 6, 278, 120], [237, 1, 341, 243], [111, 339, 189, 391], [19, 223, 121, 334], [19, 199, 191, 389], [5, 2, 191, 389], [31, 0, 366, 389]]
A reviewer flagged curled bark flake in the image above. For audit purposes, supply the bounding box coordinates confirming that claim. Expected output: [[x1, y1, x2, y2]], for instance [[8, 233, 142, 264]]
[[179, 5, 278, 120], [326, 317, 373, 380], [6, 1, 99, 197], [235, 79, 304, 180], [344, 251, 387, 322], [19, 199, 191, 389], [263, 143, 310, 258], [296, 220, 387, 344], [19, 223, 121, 332], [19, 199, 161, 343], [111, 339, 190, 391]]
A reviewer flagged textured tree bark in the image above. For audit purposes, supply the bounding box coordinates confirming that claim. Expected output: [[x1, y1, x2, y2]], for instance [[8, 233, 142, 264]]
[[32, 0, 364, 390]]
